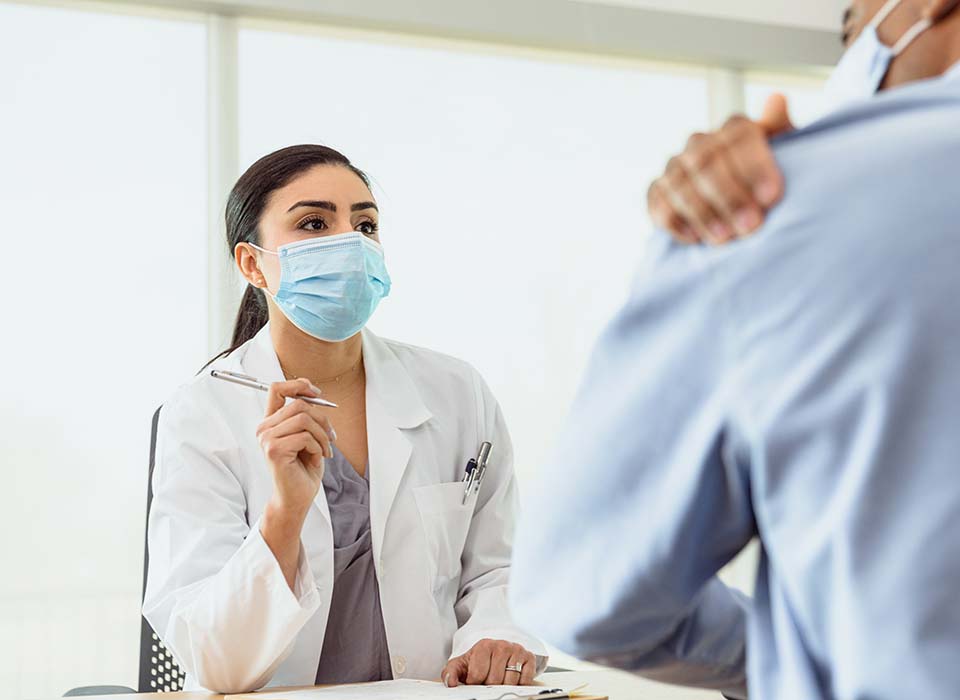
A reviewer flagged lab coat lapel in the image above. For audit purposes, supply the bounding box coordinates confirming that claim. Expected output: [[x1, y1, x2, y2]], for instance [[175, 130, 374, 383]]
[[241, 323, 333, 527], [362, 329, 432, 563]]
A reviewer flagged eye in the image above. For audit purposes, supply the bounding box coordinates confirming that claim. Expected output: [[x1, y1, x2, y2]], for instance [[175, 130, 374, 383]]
[[356, 220, 379, 236], [297, 215, 327, 232]]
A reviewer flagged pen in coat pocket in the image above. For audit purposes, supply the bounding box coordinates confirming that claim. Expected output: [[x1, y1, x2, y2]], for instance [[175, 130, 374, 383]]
[[462, 442, 493, 505]]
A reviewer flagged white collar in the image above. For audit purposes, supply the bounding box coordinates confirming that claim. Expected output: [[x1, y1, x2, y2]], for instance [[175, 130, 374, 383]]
[[241, 323, 432, 430]]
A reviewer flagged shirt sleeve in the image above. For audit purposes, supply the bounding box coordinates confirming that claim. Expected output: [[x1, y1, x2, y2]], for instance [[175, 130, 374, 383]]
[[142, 388, 321, 693], [510, 234, 752, 698]]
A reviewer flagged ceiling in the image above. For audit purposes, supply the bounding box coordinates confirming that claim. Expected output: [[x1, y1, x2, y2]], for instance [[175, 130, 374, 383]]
[[91, 0, 847, 67], [575, 0, 848, 32]]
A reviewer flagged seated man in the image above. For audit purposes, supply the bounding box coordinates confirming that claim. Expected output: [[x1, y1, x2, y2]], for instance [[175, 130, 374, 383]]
[[510, 2, 960, 699]]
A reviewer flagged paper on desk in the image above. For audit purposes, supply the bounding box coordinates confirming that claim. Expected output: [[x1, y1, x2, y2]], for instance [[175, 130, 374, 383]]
[[227, 678, 573, 700]]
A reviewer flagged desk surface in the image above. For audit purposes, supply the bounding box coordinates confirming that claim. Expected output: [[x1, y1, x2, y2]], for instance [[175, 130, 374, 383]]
[[51, 670, 723, 700]]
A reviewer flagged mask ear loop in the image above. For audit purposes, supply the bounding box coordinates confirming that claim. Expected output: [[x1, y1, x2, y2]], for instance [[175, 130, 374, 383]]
[[892, 17, 934, 55], [244, 242, 278, 296], [247, 242, 279, 256], [869, 0, 903, 31], [868, 0, 935, 56]]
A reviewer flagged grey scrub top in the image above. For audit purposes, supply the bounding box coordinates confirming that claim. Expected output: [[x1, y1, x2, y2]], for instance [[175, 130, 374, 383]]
[[315, 446, 393, 685]]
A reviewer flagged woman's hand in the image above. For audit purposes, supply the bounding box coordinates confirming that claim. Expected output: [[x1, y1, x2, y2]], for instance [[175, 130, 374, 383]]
[[257, 378, 335, 515], [647, 94, 794, 245], [257, 378, 335, 590], [442, 639, 537, 687]]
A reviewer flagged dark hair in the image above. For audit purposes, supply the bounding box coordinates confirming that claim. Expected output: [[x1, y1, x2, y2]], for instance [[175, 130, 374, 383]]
[[204, 144, 370, 368]]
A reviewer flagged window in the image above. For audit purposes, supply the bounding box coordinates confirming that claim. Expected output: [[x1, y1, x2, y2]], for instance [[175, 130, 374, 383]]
[[0, 4, 207, 696], [744, 72, 829, 128], [239, 24, 710, 483]]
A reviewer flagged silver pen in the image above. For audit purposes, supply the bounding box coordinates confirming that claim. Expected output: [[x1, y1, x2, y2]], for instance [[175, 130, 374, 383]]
[[461, 456, 479, 506], [210, 370, 339, 408], [461, 442, 493, 505], [491, 683, 589, 700], [469, 442, 493, 499]]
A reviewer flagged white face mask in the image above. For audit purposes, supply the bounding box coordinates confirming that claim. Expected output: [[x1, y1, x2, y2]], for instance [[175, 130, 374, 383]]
[[823, 0, 933, 109]]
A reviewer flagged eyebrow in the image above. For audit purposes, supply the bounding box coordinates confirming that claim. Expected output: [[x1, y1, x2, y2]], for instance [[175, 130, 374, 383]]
[[286, 200, 379, 213]]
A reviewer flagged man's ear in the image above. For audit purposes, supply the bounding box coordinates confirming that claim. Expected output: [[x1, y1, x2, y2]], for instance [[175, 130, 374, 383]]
[[924, 0, 960, 21]]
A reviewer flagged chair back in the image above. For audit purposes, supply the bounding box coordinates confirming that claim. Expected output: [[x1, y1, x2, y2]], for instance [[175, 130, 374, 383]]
[[138, 407, 184, 693]]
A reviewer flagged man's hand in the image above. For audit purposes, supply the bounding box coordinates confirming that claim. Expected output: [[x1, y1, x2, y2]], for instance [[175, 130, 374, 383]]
[[647, 94, 794, 245], [442, 639, 537, 687]]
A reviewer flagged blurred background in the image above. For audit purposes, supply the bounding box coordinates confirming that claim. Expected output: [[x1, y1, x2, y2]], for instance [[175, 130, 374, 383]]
[[0, 0, 843, 696]]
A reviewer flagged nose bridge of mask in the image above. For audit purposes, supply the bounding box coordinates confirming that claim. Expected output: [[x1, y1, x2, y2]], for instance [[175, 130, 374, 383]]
[[249, 232, 373, 271], [284, 230, 374, 250], [249, 231, 380, 255], [283, 243, 362, 285], [274, 235, 387, 298]]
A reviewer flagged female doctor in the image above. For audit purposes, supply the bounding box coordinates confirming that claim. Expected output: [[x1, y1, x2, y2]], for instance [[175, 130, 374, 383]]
[[142, 144, 545, 693]]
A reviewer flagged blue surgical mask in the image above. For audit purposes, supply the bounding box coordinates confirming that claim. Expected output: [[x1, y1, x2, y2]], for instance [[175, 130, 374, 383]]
[[823, 0, 933, 109], [252, 232, 391, 342]]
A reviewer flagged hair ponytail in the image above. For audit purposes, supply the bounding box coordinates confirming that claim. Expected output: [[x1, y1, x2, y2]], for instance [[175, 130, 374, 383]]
[[201, 144, 370, 369], [232, 284, 269, 349]]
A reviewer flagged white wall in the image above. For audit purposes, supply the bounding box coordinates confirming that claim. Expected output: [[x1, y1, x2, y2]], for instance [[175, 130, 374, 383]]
[[238, 22, 711, 490], [745, 72, 829, 127]]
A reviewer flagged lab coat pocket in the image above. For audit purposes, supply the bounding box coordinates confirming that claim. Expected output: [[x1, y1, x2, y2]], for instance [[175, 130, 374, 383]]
[[413, 482, 475, 585]]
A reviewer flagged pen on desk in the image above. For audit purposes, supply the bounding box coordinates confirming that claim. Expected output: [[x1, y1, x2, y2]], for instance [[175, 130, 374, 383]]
[[489, 688, 581, 700], [210, 370, 339, 408], [528, 685, 587, 699]]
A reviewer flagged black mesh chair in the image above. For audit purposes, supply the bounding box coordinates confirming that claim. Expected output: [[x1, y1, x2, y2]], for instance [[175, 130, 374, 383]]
[[65, 407, 184, 696], [138, 406, 185, 693]]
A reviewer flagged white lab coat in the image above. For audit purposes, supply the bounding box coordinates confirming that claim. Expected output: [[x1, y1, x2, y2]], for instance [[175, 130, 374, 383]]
[[143, 325, 546, 693]]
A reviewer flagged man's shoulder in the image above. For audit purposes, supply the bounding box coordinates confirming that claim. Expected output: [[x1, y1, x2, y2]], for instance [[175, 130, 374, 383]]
[[748, 78, 960, 261], [772, 76, 960, 194], [713, 78, 960, 350]]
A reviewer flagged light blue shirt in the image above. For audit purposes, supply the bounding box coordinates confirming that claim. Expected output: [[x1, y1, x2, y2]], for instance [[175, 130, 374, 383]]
[[511, 64, 960, 700]]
